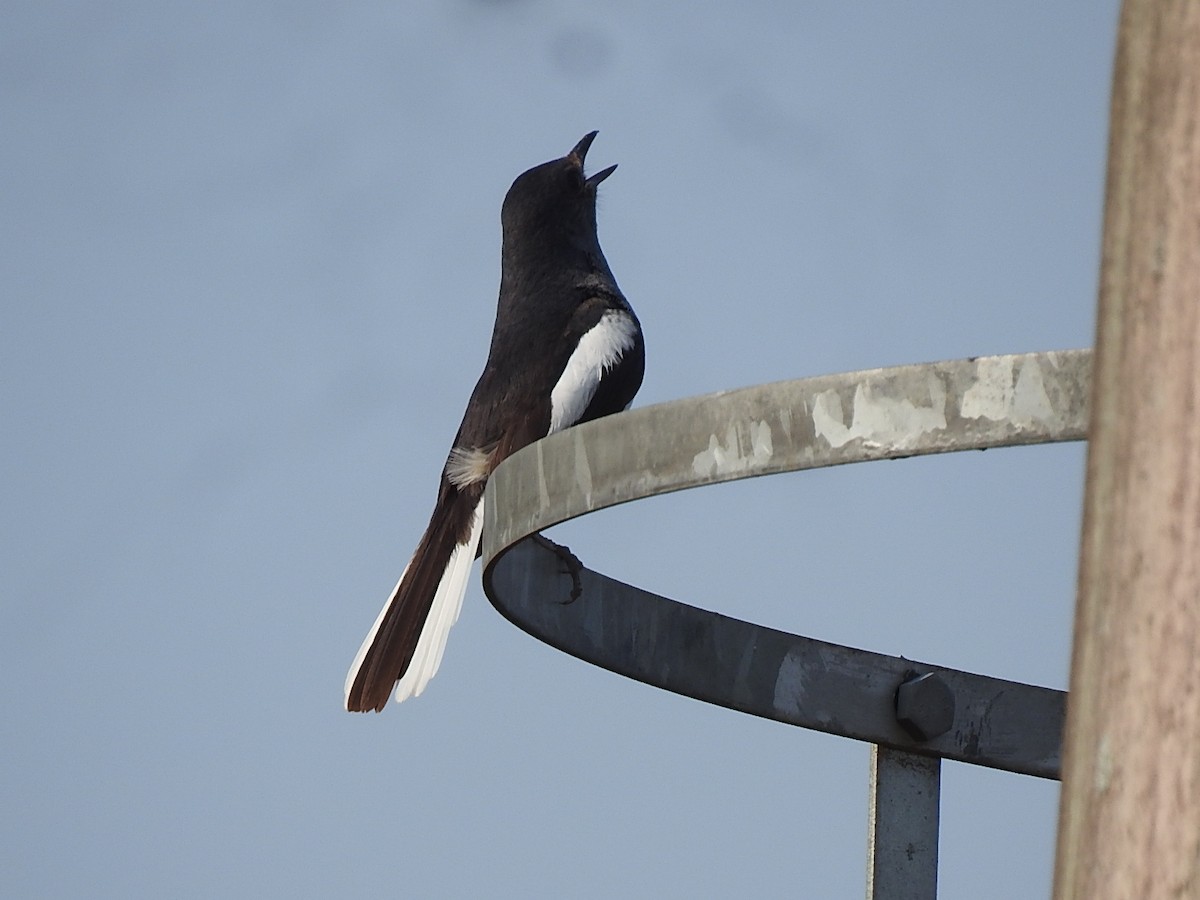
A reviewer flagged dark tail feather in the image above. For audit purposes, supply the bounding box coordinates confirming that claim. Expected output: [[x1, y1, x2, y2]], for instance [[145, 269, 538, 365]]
[[345, 485, 483, 712]]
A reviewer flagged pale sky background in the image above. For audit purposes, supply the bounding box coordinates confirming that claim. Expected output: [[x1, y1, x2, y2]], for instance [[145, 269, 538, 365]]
[[4, 3, 1119, 897]]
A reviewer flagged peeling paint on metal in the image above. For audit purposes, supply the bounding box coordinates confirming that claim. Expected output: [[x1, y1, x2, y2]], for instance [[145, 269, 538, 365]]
[[962, 356, 1057, 425], [1012, 358, 1056, 424], [961, 356, 1019, 422], [812, 375, 948, 450], [573, 433, 593, 499], [752, 418, 773, 458], [692, 420, 774, 476], [777, 405, 794, 440], [773, 647, 807, 718], [535, 441, 550, 510]]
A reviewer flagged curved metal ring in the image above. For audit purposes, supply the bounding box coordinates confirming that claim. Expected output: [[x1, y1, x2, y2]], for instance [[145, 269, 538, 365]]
[[482, 350, 1091, 779]]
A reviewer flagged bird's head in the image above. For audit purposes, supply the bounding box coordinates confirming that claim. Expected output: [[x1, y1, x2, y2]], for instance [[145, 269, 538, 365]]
[[500, 131, 617, 258]]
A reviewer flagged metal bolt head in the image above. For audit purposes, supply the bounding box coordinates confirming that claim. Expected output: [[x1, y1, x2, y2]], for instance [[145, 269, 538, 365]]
[[895, 672, 955, 742]]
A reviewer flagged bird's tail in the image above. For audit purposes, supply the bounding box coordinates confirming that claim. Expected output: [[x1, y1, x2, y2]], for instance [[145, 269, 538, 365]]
[[344, 487, 484, 712]]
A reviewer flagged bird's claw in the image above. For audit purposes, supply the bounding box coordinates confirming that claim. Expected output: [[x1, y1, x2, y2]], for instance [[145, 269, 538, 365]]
[[531, 534, 584, 604]]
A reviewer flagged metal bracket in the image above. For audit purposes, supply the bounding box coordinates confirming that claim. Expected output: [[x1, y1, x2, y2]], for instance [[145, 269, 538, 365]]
[[481, 350, 1091, 891]]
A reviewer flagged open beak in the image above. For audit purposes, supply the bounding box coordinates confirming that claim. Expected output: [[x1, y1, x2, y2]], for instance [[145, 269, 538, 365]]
[[569, 131, 618, 189], [569, 131, 598, 164], [585, 164, 618, 189]]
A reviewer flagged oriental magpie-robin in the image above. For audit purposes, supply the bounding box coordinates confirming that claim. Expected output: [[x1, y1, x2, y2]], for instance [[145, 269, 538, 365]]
[[345, 133, 644, 712]]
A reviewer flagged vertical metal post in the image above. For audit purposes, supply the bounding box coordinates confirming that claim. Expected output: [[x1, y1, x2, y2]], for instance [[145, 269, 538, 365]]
[[866, 745, 941, 900]]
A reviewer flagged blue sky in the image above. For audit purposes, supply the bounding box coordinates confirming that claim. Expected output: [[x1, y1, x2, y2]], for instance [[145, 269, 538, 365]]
[[3, 3, 1117, 897]]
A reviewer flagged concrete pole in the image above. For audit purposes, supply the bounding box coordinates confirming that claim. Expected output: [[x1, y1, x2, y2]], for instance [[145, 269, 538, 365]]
[[1054, 2, 1200, 897]]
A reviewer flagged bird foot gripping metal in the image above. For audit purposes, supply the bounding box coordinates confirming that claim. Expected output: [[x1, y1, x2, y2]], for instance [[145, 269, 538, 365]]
[[482, 349, 1090, 899]]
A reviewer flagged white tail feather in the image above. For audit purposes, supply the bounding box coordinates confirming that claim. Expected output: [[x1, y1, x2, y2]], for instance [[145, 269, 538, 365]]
[[343, 499, 484, 708]]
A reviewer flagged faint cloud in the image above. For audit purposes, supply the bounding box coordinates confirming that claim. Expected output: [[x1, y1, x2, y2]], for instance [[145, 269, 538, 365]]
[[548, 26, 615, 80], [714, 87, 825, 162]]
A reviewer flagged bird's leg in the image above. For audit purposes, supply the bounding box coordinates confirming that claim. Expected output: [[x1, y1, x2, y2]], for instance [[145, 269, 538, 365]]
[[530, 533, 584, 604]]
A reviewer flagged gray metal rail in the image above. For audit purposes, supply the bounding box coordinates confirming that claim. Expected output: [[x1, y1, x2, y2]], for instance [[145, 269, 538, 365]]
[[481, 349, 1091, 897]]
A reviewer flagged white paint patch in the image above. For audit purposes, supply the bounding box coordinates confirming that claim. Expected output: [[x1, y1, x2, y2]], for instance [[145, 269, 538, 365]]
[[777, 405, 794, 439], [1012, 358, 1056, 424], [773, 646, 838, 727], [812, 375, 948, 450], [772, 647, 808, 719], [549, 309, 639, 434], [960, 357, 1017, 421], [961, 357, 1056, 426], [811, 390, 849, 447], [444, 446, 492, 487], [535, 440, 550, 510], [573, 433, 594, 497], [342, 500, 484, 708], [692, 420, 774, 477]]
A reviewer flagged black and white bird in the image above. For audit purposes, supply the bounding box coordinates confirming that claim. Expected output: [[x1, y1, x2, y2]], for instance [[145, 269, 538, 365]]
[[345, 132, 644, 712]]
